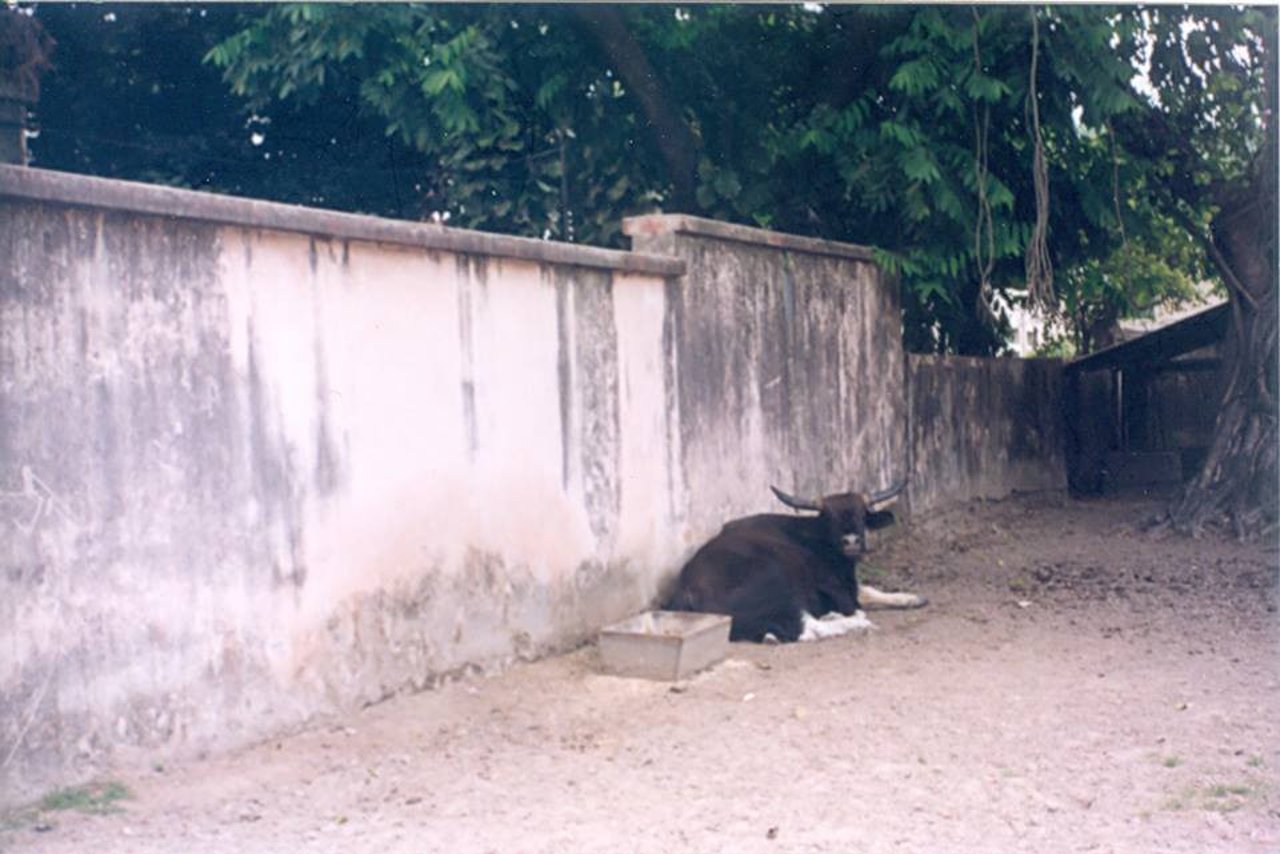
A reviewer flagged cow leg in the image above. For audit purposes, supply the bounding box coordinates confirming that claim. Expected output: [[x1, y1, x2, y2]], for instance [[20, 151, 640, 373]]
[[798, 610, 875, 642], [858, 584, 928, 610], [731, 606, 804, 643]]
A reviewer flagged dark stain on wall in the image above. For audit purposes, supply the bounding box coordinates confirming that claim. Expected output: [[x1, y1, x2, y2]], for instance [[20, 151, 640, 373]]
[[245, 320, 307, 589], [0, 207, 69, 305], [455, 256, 480, 460], [908, 356, 1066, 512], [555, 270, 573, 491], [312, 331, 342, 497], [634, 224, 907, 534], [1, 203, 322, 804], [553, 267, 621, 544], [566, 267, 621, 545], [661, 274, 687, 519], [310, 247, 344, 498]]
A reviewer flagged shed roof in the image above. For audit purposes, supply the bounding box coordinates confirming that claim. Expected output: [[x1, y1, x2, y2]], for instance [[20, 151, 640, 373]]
[[1066, 302, 1229, 374]]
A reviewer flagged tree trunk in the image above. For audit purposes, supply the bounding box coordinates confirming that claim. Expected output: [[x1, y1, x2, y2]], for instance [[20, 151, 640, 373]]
[[570, 6, 700, 212], [1163, 15, 1278, 539], [1167, 159, 1278, 538]]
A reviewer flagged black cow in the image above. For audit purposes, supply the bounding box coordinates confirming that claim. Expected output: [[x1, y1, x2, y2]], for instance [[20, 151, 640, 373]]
[[665, 482, 927, 642]]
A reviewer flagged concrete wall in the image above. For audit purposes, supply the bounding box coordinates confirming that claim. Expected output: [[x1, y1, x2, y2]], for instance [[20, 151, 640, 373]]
[[1, 167, 1061, 806], [625, 215, 906, 540], [1063, 368, 1116, 495], [0, 168, 689, 805], [907, 355, 1066, 513], [0, 170, 910, 806]]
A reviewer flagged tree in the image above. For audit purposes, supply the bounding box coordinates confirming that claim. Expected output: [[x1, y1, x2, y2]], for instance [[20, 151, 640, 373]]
[[27, 3, 439, 217], [1108, 7, 1277, 537], [29, 4, 1276, 534], [0, 4, 53, 163]]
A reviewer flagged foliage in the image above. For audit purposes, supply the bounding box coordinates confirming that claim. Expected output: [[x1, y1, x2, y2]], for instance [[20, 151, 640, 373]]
[[1061, 242, 1202, 351], [0, 4, 54, 94], [30, 4, 1272, 364], [28, 3, 437, 217], [205, 5, 669, 245], [22, 3, 1278, 531]]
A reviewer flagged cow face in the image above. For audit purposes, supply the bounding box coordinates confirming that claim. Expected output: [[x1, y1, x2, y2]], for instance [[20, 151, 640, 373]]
[[819, 492, 899, 556], [771, 482, 905, 556]]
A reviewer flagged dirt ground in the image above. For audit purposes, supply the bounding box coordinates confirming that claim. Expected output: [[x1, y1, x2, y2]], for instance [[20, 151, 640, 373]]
[[4, 492, 1278, 854]]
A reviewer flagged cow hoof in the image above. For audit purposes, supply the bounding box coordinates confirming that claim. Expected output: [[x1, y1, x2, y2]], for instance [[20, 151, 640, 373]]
[[911, 595, 930, 609], [762, 632, 780, 645]]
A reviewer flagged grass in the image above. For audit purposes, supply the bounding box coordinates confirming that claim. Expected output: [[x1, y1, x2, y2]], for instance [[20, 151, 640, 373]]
[[858, 562, 886, 585], [1161, 755, 1182, 769], [1207, 782, 1253, 799], [0, 781, 132, 838], [38, 781, 131, 815], [1163, 779, 1261, 814]]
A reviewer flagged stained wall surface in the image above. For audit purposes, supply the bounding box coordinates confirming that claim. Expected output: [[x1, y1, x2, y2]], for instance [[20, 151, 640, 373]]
[[0, 168, 681, 805], [1, 168, 1064, 807], [908, 355, 1067, 513], [625, 215, 908, 544]]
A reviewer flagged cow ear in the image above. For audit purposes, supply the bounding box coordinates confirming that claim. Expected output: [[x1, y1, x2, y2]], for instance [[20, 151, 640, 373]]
[[865, 509, 896, 530]]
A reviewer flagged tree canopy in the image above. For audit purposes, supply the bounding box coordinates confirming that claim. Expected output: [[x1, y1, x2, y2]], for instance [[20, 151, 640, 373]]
[[18, 2, 1278, 534], [22, 5, 1267, 350]]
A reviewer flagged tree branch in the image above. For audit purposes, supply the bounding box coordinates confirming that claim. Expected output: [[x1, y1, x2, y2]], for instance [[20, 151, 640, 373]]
[[570, 5, 700, 212]]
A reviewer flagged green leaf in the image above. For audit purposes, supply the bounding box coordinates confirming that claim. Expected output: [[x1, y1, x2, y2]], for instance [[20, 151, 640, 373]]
[[899, 147, 940, 183], [889, 58, 940, 96], [422, 68, 460, 95]]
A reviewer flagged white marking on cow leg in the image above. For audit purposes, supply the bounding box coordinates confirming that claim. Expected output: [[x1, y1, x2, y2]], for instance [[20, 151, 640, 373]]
[[797, 612, 822, 642], [829, 610, 875, 633], [858, 584, 928, 610], [799, 610, 875, 642]]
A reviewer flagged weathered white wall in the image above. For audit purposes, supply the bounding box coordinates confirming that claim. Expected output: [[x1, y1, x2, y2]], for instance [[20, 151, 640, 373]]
[[0, 169, 683, 806], [624, 215, 908, 543], [0, 168, 1063, 808]]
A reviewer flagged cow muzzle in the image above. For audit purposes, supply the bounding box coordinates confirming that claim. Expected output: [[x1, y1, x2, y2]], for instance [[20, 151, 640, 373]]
[[841, 533, 866, 557]]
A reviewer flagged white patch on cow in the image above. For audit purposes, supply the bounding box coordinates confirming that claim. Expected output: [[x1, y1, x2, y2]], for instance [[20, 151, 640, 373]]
[[858, 584, 927, 610], [797, 610, 875, 642]]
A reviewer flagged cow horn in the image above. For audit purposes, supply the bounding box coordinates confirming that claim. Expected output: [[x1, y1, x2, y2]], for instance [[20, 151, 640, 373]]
[[770, 486, 822, 512], [866, 479, 907, 510]]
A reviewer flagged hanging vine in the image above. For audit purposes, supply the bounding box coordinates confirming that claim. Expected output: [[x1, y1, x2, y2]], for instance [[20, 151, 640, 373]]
[[971, 7, 997, 326], [1024, 6, 1055, 310], [1107, 119, 1128, 246]]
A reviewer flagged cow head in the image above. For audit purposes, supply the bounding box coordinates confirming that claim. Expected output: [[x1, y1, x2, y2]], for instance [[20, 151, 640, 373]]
[[770, 480, 905, 556]]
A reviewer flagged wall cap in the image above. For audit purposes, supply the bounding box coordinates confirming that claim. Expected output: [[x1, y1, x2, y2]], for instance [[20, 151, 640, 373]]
[[623, 213, 876, 262], [0, 165, 685, 277]]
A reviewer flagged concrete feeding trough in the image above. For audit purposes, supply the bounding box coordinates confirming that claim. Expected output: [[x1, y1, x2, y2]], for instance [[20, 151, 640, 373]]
[[598, 610, 732, 681]]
